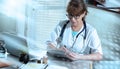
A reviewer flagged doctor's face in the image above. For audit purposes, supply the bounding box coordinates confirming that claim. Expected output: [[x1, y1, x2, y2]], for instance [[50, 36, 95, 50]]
[[67, 12, 86, 26]]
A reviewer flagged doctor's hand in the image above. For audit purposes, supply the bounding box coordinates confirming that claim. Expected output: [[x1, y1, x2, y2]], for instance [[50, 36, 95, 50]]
[[46, 41, 57, 50], [65, 52, 81, 61], [59, 46, 80, 60], [59, 46, 70, 53]]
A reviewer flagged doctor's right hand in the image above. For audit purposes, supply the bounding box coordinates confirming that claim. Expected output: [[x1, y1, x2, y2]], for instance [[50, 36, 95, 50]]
[[46, 41, 57, 50], [59, 46, 71, 54]]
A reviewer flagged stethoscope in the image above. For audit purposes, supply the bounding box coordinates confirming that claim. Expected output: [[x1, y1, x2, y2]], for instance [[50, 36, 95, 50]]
[[57, 20, 87, 53], [69, 20, 87, 53]]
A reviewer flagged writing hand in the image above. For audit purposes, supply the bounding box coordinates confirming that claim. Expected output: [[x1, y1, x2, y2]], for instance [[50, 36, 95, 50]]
[[65, 52, 81, 61], [59, 46, 70, 53]]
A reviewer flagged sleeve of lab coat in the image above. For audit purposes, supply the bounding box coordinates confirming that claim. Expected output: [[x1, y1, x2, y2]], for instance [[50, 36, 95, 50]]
[[88, 29, 103, 54]]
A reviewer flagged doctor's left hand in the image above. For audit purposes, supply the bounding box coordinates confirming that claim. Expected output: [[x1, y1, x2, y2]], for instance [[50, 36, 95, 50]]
[[65, 52, 81, 61], [59, 46, 81, 60]]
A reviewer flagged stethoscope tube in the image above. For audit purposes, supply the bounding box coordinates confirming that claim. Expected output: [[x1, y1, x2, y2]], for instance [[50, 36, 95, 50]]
[[59, 20, 86, 40], [76, 20, 86, 40], [57, 20, 87, 50], [70, 20, 86, 49]]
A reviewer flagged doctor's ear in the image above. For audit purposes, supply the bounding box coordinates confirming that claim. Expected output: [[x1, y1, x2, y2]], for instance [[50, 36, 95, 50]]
[[83, 11, 87, 16], [81, 12, 86, 18], [84, 11, 88, 15]]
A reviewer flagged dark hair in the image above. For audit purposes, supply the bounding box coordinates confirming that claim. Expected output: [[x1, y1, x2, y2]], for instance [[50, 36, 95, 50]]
[[67, 0, 88, 16]]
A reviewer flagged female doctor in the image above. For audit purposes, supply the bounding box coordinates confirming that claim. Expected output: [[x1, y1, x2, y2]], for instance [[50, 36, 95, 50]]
[[47, 0, 103, 61]]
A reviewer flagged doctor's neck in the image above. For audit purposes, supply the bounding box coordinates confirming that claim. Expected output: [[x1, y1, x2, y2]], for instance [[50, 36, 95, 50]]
[[71, 20, 83, 32]]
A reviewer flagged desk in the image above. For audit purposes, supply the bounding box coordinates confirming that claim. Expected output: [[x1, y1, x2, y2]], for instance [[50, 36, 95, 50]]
[[21, 49, 93, 69], [95, 0, 120, 13], [22, 57, 93, 69]]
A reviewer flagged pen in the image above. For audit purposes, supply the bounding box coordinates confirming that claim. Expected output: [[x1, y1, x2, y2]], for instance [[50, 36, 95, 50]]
[[64, 45, 66, 48], [44, 64, 48, 69]]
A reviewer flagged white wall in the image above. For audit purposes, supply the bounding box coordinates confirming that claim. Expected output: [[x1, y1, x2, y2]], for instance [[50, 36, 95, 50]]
[[26, 0, 69, 52], [0, 0, 26, 37], [0, 0, 17, 34]]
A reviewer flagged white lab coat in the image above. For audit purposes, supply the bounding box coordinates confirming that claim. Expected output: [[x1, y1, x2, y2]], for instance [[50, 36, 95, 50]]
[[48, 20, 102, 54]]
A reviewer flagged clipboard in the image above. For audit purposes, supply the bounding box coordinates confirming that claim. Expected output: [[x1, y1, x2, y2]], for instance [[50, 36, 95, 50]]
[[47, 50, 72, 62]]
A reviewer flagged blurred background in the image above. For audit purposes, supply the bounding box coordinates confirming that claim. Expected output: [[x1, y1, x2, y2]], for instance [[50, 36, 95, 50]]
[[0, 0, 120, 69]]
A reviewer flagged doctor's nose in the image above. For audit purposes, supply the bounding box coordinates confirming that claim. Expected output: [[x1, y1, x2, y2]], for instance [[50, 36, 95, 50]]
[[70, 17, 76, 21]]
